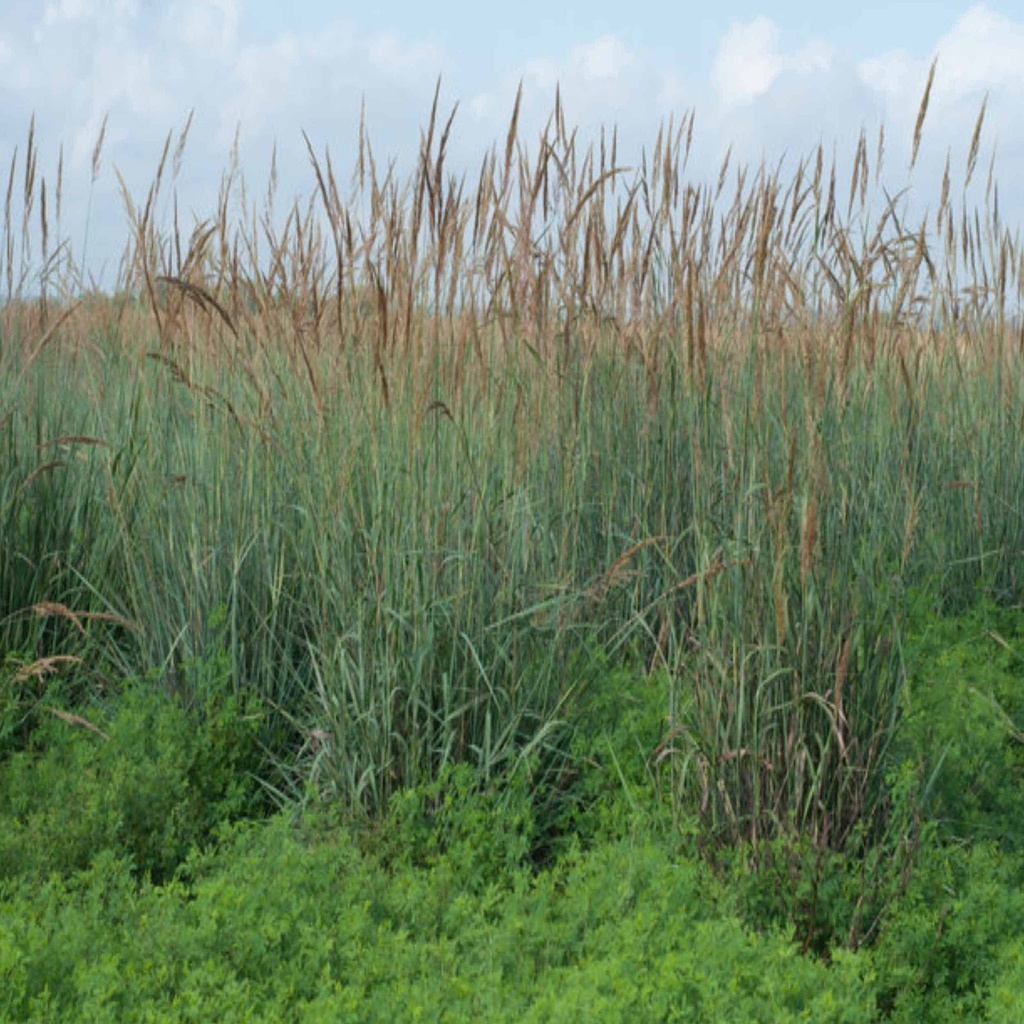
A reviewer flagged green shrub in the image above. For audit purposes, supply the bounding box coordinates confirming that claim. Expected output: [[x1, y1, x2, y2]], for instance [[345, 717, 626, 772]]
[[0, 667, 265, 886], [0, 813, 878, 1022], [364, 760, 536, 885], [873, 839, 1024, 1021], [897, 601, 1024, 850], [989, 938, 1024, 1024], [530, 658, 673, 863], [721, 760, 927, 958]]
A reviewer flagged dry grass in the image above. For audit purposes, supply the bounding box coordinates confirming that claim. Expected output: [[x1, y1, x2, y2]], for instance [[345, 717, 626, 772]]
[[0, 74, 1018, 402]]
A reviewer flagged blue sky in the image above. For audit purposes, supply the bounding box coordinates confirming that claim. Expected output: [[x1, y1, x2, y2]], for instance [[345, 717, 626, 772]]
[[246, 0, 985, 72], [0, 0, 1021, 289]]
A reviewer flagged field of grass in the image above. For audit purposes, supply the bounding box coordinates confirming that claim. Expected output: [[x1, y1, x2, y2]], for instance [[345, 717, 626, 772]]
[[3, 75, 1024, 1019]]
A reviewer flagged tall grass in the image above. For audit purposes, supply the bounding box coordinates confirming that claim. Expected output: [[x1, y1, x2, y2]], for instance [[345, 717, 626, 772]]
[[1, 75, 1022, 859]]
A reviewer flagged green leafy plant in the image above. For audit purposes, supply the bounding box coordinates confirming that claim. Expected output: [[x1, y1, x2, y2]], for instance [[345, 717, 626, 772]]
[[0, 660, 265, 886], [897, 601, 1024, 850]]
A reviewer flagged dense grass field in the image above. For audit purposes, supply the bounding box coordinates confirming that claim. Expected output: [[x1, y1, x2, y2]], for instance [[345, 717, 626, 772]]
[[3, 79, 1024, 1019]]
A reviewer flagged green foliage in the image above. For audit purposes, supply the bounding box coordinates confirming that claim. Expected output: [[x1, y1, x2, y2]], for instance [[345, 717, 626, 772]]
[[988, 939, 1024, 1024], [872, 839, 1024, 1021], [720, 759, 926, 958], [367, 761, 535, 885], [5, 601, 1024, 1018], [0, 665, 265, 886], [536, 659, 674, 861], [0, 813, 877, 1023], [897, 601, 1024, 850]]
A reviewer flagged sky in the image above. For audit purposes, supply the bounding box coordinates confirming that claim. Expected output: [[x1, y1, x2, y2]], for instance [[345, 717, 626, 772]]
[[0, 0, 1022, 291]]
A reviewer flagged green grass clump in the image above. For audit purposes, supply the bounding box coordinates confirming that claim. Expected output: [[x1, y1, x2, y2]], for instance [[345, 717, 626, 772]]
[[3, 79, 1024, 1018]]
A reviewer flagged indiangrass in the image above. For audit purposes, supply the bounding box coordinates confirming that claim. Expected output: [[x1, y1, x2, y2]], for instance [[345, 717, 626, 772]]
[[1, 75, 1023, 862]]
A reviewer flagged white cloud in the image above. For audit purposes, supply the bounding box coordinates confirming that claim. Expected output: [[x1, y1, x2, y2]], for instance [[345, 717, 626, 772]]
[[711, 17, 836, 109], [858, 50, 915, 99], [851, 4, 1024, 205], [479, 32, 687, 160], [366, 31, 444, 75], [712, 18, 783, 108], [42, 0, 138, 27], [175, 0, 241, 57], [859, 5, 1024, 117], [571, 35, 634, 81], [933, 4, 1024, 96], [469, 93, 492, 119]]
